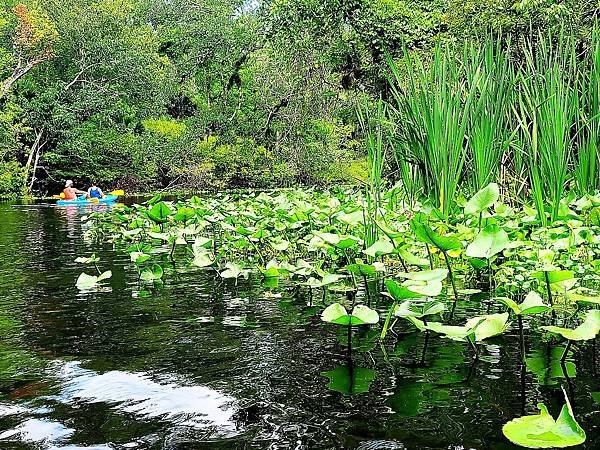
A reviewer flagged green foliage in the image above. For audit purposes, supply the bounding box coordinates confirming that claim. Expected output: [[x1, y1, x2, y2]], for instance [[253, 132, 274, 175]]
[[321, 303, 379, 326], [0, 160, 26, 198], [0, 0, 599, 199], [502, 389, 586, 448], [196, 136, 291, 189]]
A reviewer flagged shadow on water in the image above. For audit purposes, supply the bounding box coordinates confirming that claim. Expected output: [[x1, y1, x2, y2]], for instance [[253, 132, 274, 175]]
[[0, 201, 599, 449]]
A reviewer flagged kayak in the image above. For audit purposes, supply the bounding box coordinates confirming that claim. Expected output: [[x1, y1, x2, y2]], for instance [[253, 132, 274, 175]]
[[56, 194, 118, 206]]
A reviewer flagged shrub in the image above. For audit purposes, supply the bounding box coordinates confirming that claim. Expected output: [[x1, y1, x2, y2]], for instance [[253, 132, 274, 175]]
[[0, 160, 26, 199]]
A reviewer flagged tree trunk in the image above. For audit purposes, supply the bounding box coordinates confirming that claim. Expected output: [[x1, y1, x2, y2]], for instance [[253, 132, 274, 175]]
[[1, 59, 43, 99]]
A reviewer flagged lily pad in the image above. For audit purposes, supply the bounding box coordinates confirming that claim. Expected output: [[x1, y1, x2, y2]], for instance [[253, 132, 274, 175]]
[[363, 239, 395, 258], [411, 220, 462, 252], [385, 279, 423, 301], [466, 224, 509, 259], [464, 182, 500, 215], [140, 265, 163, 281], [321, 303, 379, 326], [76, 270, 112, 290], [499, 292, 551, 316], [542, 310, 600, 341], [147, 201, 172, 224], [220, 262, 249, 279], [397, 268, 448, 282], [408, 312, 509, 342], [502, 389, 585, 448], [393, 300, 445, 319], [533, 270, 575, 284]]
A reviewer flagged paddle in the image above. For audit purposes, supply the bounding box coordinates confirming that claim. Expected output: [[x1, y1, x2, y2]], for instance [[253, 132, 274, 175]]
[[109, 189, 124, 196]]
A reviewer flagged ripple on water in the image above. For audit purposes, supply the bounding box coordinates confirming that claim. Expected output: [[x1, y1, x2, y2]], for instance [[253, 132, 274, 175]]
[[48, 446, 115, 450]]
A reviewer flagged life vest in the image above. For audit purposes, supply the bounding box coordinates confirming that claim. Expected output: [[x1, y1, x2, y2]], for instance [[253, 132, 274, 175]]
[[63, 188, 77, 200], [89, 187, 102, 198]]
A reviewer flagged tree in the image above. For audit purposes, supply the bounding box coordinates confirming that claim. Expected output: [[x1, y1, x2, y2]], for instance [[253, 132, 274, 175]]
[[0, 2, 58, 98]]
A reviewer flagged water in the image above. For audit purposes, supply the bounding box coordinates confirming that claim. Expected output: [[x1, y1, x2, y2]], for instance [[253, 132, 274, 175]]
[[0, 200, 599, 449]]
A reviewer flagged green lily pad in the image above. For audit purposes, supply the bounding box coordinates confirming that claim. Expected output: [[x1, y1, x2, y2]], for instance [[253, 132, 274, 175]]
[[140, 265, 163, 281], [566, 292, 600, 306], [411, 220, 462, 252], [347, 263, 377, 278], [147, 201, 172, 224], [397, 248, 430, 267], [542, 310, 600, 341], [464, 312, 510, 341], [499, 292, 551, 316], [74, 254, 99, 264], [363, 239, 395, 258], [502, 390, 585, 448], [533, 270, 575, 284], [192, 250, 214, 267], [385, 279, 423, 301], [76, 270, 112, 290], [402, 279, 443, 297], [220, 262, 249, 279], [393, 300, 445, 318], [464, 182, 500, 215], [130, 252, 151, 264], [408, 312, 509, 342], [398, 268, 449, 282], [321, 303, 379, 326], [466, 224, 509, 259]]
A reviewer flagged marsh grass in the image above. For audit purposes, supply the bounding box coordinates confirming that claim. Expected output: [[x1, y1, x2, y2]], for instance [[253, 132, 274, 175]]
[[387, 31, 599, 223], [357, 100, 386, 252]]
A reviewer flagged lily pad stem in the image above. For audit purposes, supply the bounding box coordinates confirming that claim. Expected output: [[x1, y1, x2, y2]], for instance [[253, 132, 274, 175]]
[[441, 250, 459, 301], [544, 271, 556, 320], [561, 340, 572, 362], [426, 244, 434, 270]]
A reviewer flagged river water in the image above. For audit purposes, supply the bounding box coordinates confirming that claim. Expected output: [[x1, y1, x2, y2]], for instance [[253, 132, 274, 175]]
[[0, 201, 598, 449]]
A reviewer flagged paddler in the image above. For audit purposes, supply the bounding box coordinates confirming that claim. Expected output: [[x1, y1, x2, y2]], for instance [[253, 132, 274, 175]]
[[87, 182, 105, 199], [62, 180, 87, 200]]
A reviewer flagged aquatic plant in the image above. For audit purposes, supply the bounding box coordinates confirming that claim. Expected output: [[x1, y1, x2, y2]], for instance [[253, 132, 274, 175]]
[[76, 271, 112, 290], [502, 389, 586, 448], [74, 254, 102, 275], [541, 309, 600, 361]]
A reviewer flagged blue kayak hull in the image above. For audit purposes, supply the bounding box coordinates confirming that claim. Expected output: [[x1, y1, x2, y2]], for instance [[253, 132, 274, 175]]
[[56, 194, 118, 206]]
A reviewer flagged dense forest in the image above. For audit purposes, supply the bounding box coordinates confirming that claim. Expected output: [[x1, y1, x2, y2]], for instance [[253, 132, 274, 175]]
[[0, 0, 598, 198]]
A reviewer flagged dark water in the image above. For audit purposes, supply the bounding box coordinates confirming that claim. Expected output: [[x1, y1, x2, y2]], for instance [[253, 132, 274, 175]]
[[0, 201, 599, 450]]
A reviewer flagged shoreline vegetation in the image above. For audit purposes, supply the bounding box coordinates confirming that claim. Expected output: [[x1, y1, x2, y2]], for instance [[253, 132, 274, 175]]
[[1, 1, 599, 202]]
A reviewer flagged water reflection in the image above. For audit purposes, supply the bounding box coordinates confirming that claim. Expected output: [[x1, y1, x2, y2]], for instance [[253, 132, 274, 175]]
[[54, 362, 238, 431], [321, 360, 376, 395], [0, 418, 74, 444]]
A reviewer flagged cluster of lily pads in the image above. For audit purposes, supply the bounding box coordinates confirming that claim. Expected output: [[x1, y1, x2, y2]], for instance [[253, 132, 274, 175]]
[[79, 183, 600, 448]]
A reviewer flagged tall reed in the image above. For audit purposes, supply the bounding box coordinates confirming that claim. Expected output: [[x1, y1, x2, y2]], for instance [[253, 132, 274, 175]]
[[514, 33, 579, 225], [389, 44, 477, 218], [357, 100, 386, 251], [465, 38, 513, 191], [574, 27, 600, 195]]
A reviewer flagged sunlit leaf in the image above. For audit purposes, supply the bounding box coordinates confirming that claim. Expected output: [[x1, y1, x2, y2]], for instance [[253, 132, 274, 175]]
[[502, 389, 585, 448], [542, 310, 600, 341], [466, 224, 509, 259], [464, 182, 500, 215]]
